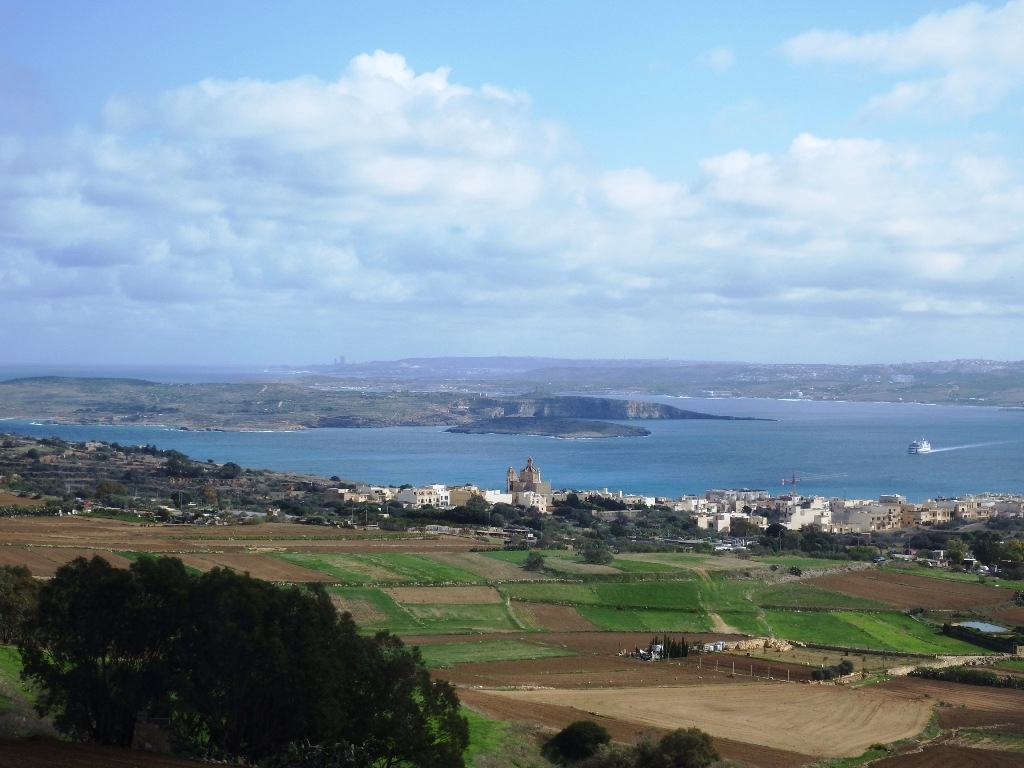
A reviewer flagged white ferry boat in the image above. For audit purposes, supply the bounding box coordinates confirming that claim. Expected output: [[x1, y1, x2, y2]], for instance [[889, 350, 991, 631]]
[[908, 439, 932, 454]]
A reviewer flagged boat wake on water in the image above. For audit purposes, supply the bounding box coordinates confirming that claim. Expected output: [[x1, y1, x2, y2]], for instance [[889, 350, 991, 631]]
[[927, 441, 1014, 453]]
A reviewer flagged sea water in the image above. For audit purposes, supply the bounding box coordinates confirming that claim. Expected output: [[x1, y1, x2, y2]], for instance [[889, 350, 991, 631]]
[[2, 398, 1022, 502]]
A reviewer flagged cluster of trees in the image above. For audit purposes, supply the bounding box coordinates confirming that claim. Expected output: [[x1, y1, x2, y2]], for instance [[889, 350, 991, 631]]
[[811, 658, 855, 681], [14, 555, 468, 766], [543, 720, 719, 768], [911, 664, 1024, 690], [651, 634, 689, 659]]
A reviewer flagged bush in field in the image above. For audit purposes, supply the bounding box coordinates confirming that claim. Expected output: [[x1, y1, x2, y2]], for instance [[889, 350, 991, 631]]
[[811, 658, 856, 681], [523, 551, 546, 571], [580, 728, 718, 768], [543, 720, 611, 763]]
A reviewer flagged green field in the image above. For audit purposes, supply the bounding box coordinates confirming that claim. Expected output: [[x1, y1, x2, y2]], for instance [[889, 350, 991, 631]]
[[762, 610, 985, 654], [577, 606, 713, 632], [758, 581, 888, 609], [500, 582, 603, 605], [274, 552, 482, 584], [417, 639, 577, 668], [593, 581, 703, 611], [329, 586, 524, 635]]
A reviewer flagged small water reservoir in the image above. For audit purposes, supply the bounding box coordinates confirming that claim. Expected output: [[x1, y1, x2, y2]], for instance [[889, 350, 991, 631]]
[[958, 621, 1009, 633]]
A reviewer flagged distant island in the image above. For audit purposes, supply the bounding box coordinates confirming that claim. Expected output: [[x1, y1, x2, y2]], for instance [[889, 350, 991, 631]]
[[447, 418, 652, 438], [0, 378, 764, 437]]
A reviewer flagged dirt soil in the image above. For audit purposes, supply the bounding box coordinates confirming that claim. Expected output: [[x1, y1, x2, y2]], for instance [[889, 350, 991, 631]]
[[458, 687, 813, 768], [479, 682, 933, 758], [0, 740, 207, 768], [514, 602, 598, 631], [809, 569, 1010, 610], [871, 743, 1024, 768], [0, 517, 484, 578]]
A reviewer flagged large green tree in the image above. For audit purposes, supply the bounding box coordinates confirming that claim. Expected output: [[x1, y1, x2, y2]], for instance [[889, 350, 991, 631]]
[[0, 564, 40, 645], [19, 555, 468, 766], [19, 555, 191, 746]]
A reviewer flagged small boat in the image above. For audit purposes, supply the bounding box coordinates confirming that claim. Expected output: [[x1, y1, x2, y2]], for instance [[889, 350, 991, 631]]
[[908, 439, 932, 454]]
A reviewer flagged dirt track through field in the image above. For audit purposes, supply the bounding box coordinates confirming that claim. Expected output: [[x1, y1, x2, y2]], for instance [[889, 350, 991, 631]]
[[480, 682, 934, 758]]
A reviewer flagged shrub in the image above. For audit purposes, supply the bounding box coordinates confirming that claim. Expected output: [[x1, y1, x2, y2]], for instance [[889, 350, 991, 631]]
[[543, 720, 611, 763]]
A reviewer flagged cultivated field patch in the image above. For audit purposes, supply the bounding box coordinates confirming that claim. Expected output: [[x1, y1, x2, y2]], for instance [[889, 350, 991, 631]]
[[417, 639, 577, 668], [513, 603, 597, 632], [809, 569, 1010, 610], [189, 553, 335, 582], [762, 609, 982, 654], [577, 606, 712, 633], [501, 583, 602, 605], [483, 682, 934, 758], [0, 547, 64, 577], [384, 586, 502, 605], [424, 551, 553, 581], [401, 603, 521, 634]]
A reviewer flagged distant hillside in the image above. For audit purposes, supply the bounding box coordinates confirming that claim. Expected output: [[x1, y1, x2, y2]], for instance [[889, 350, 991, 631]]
[[281, 357, 1024, 407], [0, 378, 754, 434]]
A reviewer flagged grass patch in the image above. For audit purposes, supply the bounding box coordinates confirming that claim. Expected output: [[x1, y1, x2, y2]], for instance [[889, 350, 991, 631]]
[[759, 582, 888, 609], [463, 710, 551, 768], [717, 610, 770, 635], [593, 581, 703, 611], [759, 555, 855, 571], [328, 586, 422, 633], [607, 557, 679, 574], [500, 583, 601, 605], [417, 640, 576, 668], [992, 658, 1024, 673], [957, 728, 1024, 752], [807, 747, 892, 768], [275, 552, 481, 584], [763, 610, 986, 653], [328, 586, 524, 635], [402, 603, 523, 634], [0, 646, 34, 709], [578, 606, 712, 632]]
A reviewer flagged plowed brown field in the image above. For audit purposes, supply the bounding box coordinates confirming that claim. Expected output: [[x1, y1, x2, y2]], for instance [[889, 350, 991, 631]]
[[809, 569, 1008, 610], [872, 743, 1024, 767], [878, 677, 1024, 729], [514, 602, 598, 631]]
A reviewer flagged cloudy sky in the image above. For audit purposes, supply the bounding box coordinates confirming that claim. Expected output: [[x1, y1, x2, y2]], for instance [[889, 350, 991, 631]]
[[1, 1, 1022, 366]]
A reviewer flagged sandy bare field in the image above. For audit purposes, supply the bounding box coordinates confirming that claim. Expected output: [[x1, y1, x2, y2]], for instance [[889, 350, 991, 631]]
[[480, 682, 934, 758], [457, 688, 814, 768]]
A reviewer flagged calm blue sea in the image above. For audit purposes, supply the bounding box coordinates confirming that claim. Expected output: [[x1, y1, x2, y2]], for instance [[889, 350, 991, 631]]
[[2, 398, 1022, 502]]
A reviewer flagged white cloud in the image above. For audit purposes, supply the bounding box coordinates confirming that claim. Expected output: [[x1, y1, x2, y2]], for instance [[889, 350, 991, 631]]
[[697, 47, 736, 72], [1, 51, 1022, 364], [780, 0, 1024, 115]]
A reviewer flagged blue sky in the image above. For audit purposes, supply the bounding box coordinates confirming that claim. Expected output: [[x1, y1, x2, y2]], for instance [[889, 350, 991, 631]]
[[1, 1, 1022, 365]]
